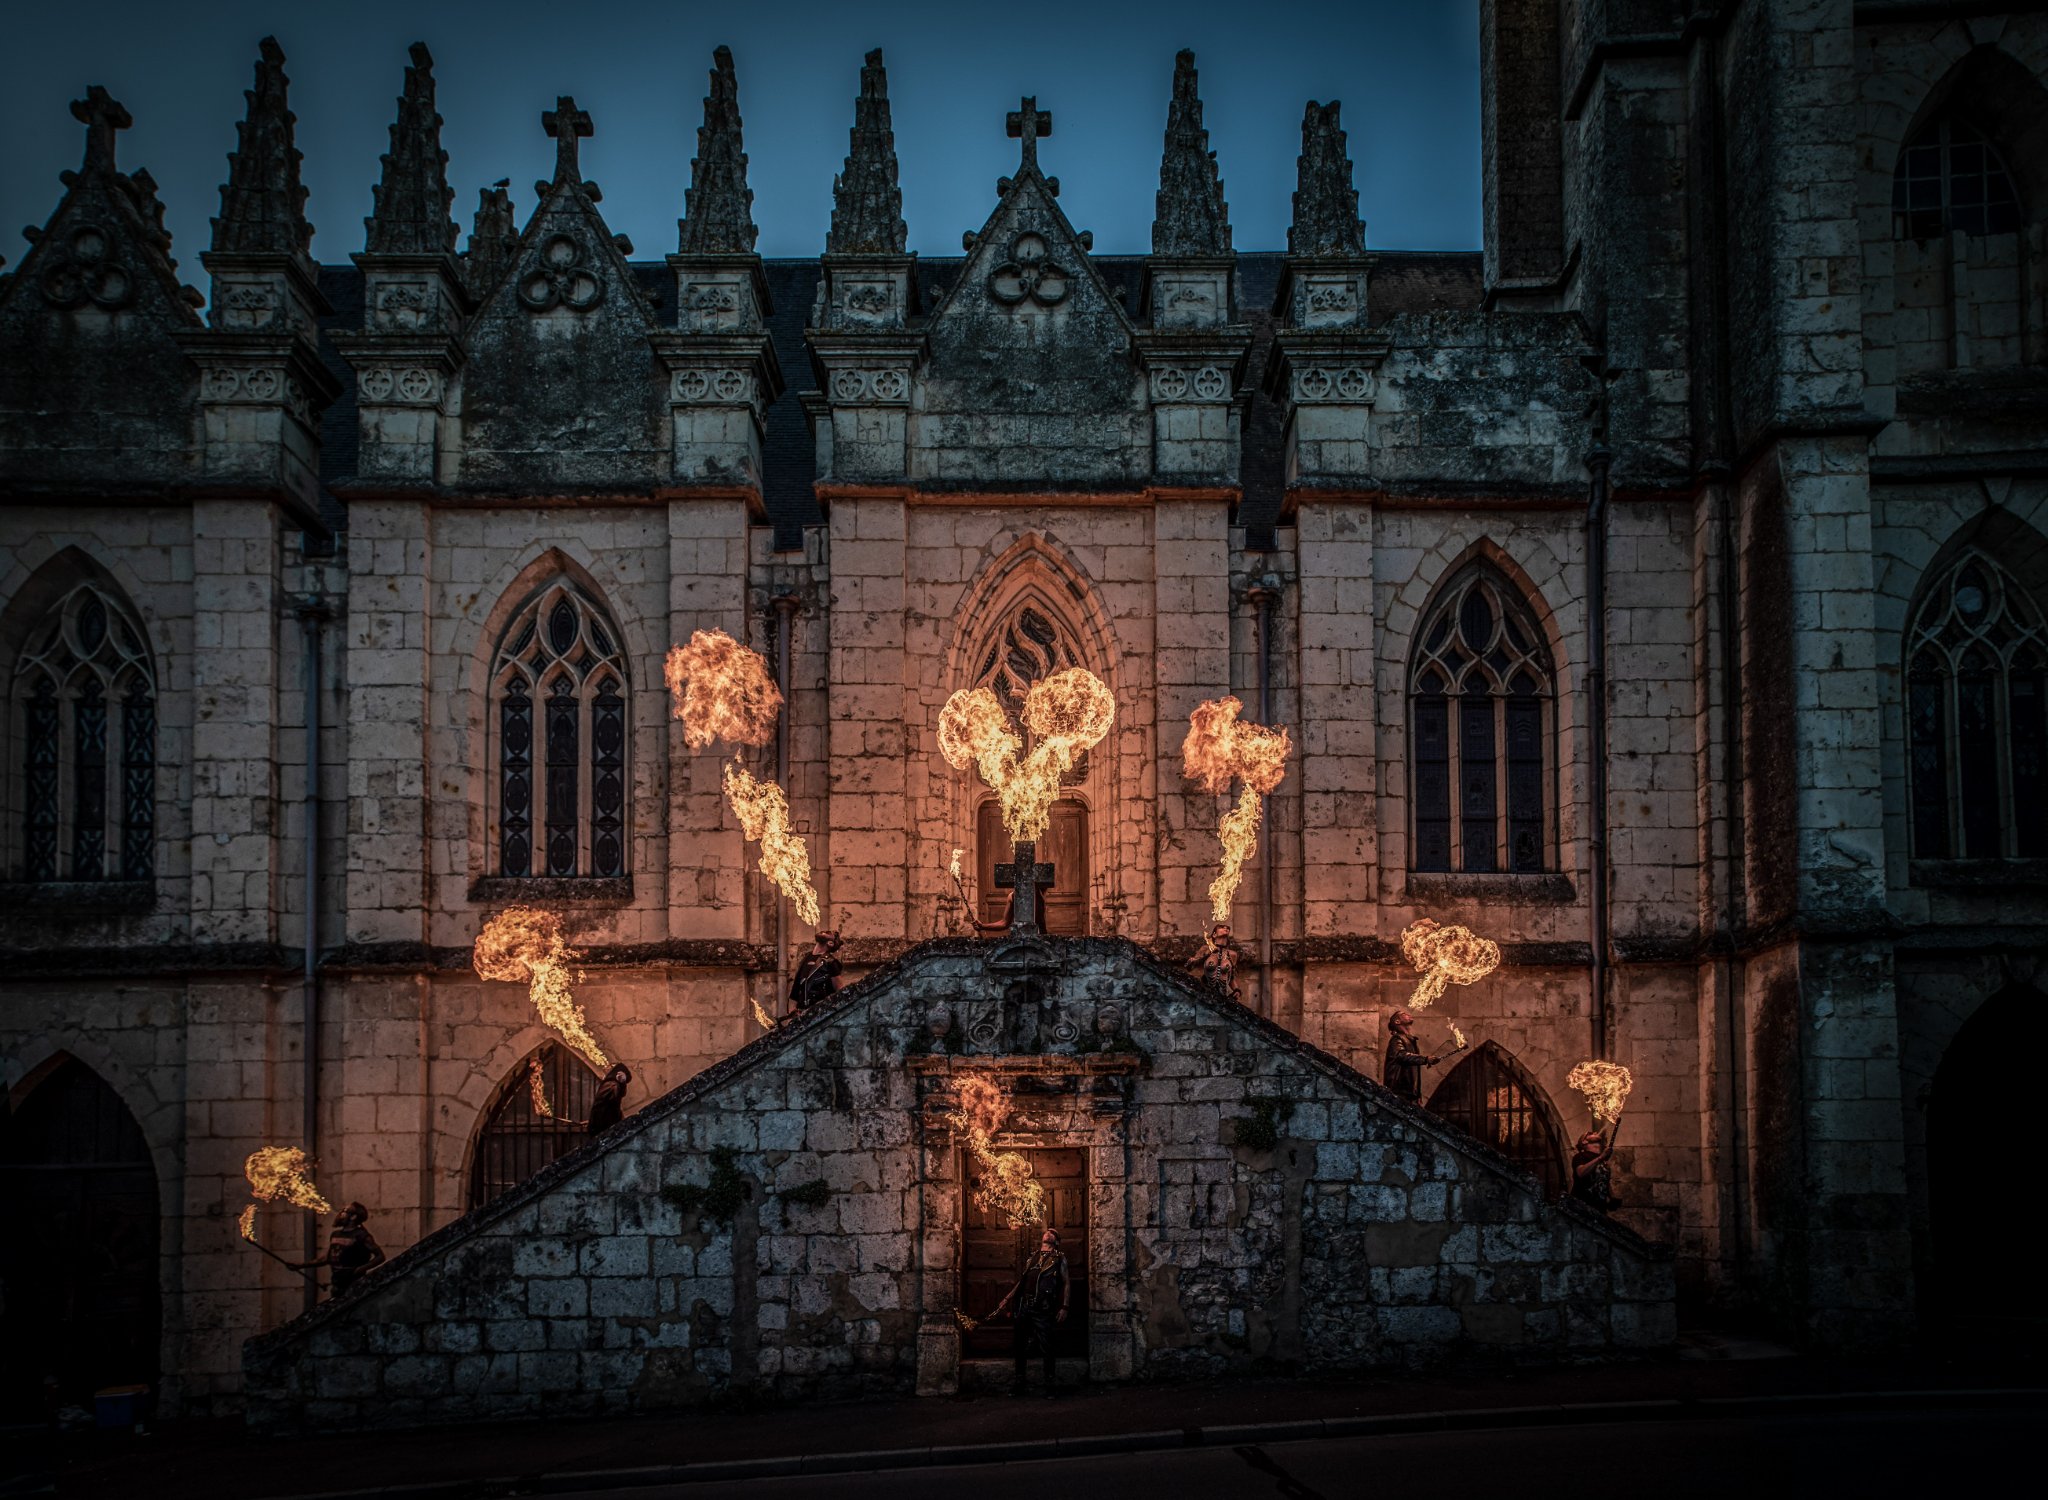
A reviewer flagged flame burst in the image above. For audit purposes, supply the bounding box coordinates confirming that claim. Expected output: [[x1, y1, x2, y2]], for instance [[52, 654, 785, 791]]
[[527, 1055, 554, 1118], [1568, 1060, 1634, 1127], [940, 668, 1115, 846], [1182, 697, 1291, 922], [664, 629, 783, 750], [724, 762, 822, 926], [240, 1145, 331, 1240], [955, 1074, 1047, 1228], [473, 907, 610, 1071], [1399, 918, 1501, 1009]]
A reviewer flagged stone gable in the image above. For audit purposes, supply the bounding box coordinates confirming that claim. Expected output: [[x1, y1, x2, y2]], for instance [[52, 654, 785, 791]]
[[912, 169, 1148, 488], [244, 937, 1671, 1432]]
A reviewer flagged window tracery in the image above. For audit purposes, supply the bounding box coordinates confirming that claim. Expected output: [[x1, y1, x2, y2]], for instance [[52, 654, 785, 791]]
[[1409, 564, 1553, 874], [1907, 551, 2048, 860], [491, 583, 628, 879], [11, 583, 155, 881]]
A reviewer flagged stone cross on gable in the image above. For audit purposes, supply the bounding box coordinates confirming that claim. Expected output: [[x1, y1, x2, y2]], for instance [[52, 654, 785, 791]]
[[542, 96, 594, 185], [1006, 97, 1053, 171], [994, 841, 1056, 936], [71, 86, 132, 172]]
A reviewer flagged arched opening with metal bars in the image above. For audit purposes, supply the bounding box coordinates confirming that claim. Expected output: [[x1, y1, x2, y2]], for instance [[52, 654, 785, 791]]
[[1426, 1041, 1568, 1196], [468, 1042, 602, 1211], [0, 1055, 160, 1412]]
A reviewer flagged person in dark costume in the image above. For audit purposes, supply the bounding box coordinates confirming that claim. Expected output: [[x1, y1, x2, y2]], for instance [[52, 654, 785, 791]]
[[288, 1202, 386, 1300], [1380, 1008, 1462, 1105], [1186, 922, 1243, 1000], [586, 1063, 632, 1136], [1570, 1120, 1623, 1211], [789, 930, 845, 1015], [992, 1226, 1070, 1396]]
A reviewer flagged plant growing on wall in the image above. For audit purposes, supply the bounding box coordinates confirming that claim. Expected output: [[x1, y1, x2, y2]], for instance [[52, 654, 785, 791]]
[[661, 1145, 752, 1224]]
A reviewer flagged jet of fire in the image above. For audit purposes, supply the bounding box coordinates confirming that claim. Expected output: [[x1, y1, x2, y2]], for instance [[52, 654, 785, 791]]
[[1567, 1060, 1634, 1128], [954, 1073, 1047, 1229], [1181, 697, 1291, 923], [724, 762, 822, 927], [1399, 918, 1501, 1009], [473, 907, 610, 1071], [664, 628, 783, 750], [939, 668, 1115, 846], [527, 1055, 555, 1118], [238, 1145, 331, 1241]]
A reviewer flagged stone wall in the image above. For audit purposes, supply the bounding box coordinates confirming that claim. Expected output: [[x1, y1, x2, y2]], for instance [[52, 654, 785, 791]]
[[243, 939, 1672, 1432]]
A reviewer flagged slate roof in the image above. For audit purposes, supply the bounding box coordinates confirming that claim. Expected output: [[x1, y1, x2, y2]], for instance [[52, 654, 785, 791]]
[[309, 250, 1483, 548]]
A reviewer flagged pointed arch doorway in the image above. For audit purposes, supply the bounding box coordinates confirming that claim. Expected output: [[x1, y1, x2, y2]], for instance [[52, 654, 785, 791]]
[[0, 1057, 161, 1413]]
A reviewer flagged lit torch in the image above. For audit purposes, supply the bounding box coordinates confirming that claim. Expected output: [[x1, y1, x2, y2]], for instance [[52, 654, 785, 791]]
[[237, 1146, 330, 1275], [665, 629, 822, 935], [1567, 1060, 1634, 1128], [940, 668, 1114, 847], [1181, 697, 1291, 924], [1449, 1023, 1469, 1052], [473, 907, 609, 1071], [954, 1074, 1047, 1229], [1399, 918, 1501, 1009]]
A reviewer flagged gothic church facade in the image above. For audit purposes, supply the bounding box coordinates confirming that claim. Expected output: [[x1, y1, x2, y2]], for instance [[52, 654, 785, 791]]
[[2, 3, 2045, 1415]]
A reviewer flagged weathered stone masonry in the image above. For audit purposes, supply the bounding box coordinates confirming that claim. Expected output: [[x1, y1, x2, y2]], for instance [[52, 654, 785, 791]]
[[243, 941, 1671, 1431]]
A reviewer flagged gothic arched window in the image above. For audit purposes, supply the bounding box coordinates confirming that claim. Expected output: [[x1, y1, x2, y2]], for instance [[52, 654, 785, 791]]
[[11, 583, 156, 882], [468, 1042, 600, 1209], [1409, 565, 1554, 873], [491, 582, 628, 879], [1893, 117, 2024, 240], [1907, 552, 2048, 860]]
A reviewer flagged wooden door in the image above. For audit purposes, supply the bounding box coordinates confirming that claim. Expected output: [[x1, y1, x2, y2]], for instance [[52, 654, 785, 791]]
[[960, 1146, 1088, 1359], [975, 799, 1088, 935]]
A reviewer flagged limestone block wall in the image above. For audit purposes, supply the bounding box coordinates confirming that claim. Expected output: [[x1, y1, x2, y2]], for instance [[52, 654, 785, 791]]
[[243, 940, 1673, 1433]]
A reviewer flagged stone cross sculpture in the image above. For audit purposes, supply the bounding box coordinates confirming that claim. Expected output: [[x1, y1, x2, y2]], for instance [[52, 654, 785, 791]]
[[994, 843, 1056, 936], [1006, 97, 1053, 171], [542, 97, 594, 186]]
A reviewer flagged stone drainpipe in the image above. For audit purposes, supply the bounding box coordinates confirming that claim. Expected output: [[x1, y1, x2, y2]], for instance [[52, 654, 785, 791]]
[[1244, 583, 1279, 1015], [296, 602, 328, 1312], [773, 594, 800, 1008], [1585, 448, 1612, 1060]]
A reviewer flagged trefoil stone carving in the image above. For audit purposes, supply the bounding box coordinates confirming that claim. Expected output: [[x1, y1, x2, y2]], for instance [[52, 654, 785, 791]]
[[988, 232, 1069, 308], [517, 233, 602, 313], [38, 224, 133, 310]]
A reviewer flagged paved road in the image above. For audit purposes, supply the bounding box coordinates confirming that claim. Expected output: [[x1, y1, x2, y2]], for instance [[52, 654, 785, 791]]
[[560, 1407, 2030, 1499]]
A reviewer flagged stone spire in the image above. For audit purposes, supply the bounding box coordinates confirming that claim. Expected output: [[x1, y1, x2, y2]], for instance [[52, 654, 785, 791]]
[[826, 50, 906, 256], [462, 181, 518, 299], [676, 46, 757, 255], [1288, 101, 1362, 257], [365, 42, 456, 257], [211, 37, 313, 256], [1152, 50, 1230, 256]]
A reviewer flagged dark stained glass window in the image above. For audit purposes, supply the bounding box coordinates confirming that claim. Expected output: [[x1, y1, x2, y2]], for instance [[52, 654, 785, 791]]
[[492, 583, 629, 883], [1409, 565, 1555, 873], [1893, 117, 2024, 240], [1906, 551, 2048, 861], [11, 582, 155, 882]]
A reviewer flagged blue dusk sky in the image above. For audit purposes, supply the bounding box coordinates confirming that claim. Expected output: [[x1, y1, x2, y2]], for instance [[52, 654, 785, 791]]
[[2, 0, 1481, 272]]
